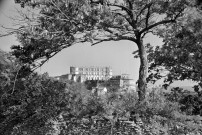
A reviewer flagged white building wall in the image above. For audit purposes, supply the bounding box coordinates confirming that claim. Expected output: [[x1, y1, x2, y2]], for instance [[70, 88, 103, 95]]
[[70, 66, 112, 81]]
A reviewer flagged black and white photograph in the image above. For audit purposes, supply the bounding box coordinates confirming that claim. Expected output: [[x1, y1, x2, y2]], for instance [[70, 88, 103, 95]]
[[0, 0, 202, 134]]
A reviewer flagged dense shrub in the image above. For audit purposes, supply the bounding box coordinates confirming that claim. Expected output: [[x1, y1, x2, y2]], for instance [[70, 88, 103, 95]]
[[165, 87, 202, 116], [0, 72, 67, 134], [0, 53, 89, 134], [179, 94, 202, 116], [1, 53, 202, 134], [51, 88, 202, 135]]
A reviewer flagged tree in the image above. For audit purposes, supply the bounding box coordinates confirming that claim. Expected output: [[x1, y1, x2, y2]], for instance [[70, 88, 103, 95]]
[[0, 52, 68, 134], [148, 12, 202, 88], [11, 0, 194, 101], [0, 55, 91, 134]]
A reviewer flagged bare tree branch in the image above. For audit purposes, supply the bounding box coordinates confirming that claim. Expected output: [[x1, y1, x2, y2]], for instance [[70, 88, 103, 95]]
[[145, 3, 152, 29], [136, 3, 152, 22], [140, 7, 185, 35], [92, 35, 136, 46], [140, 19, 175, 35], [0, 25, 25, 37], [141, 30, 154, 38]]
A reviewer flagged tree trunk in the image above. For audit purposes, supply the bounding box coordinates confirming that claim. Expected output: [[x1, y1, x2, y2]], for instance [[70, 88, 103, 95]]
[[137, 38, 148, 101]]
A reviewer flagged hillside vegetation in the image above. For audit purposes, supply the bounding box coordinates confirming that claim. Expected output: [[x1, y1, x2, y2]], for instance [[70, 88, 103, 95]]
[[1, 52, 202, 135], [1, 1, 202, 134]]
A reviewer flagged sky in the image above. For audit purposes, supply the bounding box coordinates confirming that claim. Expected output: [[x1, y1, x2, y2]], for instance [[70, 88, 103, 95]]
[[0, 0, 197, 86]]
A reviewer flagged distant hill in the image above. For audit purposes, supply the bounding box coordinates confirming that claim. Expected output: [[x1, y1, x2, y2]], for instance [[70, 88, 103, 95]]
[[165, 85, 201, 92]]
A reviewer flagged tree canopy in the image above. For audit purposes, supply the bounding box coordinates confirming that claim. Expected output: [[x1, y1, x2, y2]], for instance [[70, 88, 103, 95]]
[[148, 11, 202, 86], [0, 51, 91, 134], [10, 0, 198, 100]]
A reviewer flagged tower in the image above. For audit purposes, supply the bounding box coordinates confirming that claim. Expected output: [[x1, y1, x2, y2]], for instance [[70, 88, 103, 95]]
[[70, 66, 79, 74]]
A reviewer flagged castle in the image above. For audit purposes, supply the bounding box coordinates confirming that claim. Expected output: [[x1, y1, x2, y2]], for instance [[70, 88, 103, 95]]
[[56, 66, 113, 82]]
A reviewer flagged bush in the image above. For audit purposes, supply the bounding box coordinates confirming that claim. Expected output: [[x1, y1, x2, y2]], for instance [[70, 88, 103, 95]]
[[165, 87, 202, 116], [46, 87, 202, 135], [1, 53, 202, 134], [0, 53, 91, 134]]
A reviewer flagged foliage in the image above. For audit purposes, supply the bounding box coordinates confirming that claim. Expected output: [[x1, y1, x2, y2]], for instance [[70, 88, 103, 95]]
[[164, 87, 184, 102], [2, 1, 202, 134], [148, 12, 202, 88], [145, 1, 202, 120], [1, 52, 202, 134], [0, 52, 90, 134], [12, 0, 191, 60], [45, 87, 202, 135], [179, 93, 202, 116], [11, 0, 195, 100], [0, 73, 66, 134], [84, 80, 100, 90], [164, 87, 202, 116]]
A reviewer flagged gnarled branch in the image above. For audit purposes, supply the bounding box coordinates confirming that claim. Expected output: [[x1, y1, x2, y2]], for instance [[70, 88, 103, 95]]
[[92, 35, 136, 46]]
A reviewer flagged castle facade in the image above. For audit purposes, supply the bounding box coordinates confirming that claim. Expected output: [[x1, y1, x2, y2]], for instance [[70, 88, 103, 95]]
[[61, 66, 112, 82]]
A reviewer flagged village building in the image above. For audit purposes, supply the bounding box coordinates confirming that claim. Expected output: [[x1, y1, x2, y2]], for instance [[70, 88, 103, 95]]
[[109, 74, 132, 88], [55, 66, 112, 82], [54, 66, 136, 93]]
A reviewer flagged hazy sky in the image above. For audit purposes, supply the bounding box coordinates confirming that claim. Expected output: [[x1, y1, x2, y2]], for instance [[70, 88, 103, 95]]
[[0, 0, 197, 86]]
